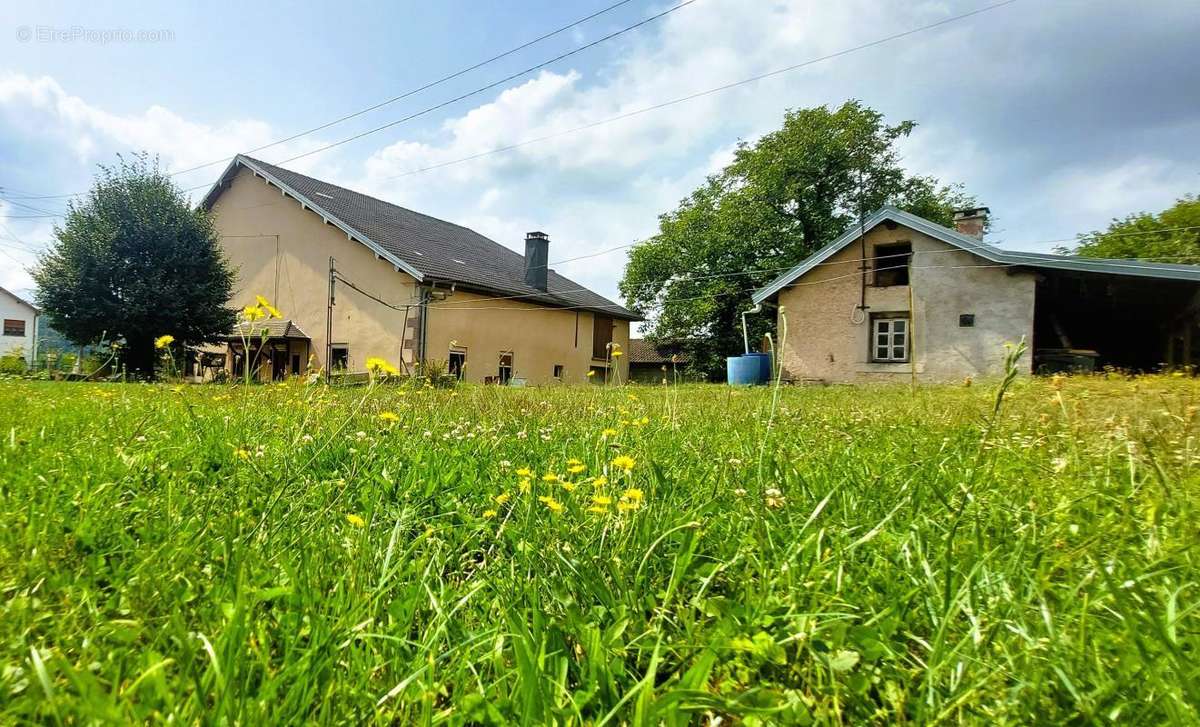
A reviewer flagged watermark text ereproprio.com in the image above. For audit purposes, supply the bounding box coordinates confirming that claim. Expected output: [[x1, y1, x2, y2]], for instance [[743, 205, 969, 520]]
[[16, 25, 174, 44]]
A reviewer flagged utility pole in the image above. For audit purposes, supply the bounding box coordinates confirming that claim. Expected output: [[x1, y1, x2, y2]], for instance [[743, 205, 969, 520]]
[[325, 256, 335, 384]]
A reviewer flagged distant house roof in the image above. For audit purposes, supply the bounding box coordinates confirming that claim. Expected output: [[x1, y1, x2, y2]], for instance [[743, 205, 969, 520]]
[[753, 205, 1200, 305], [0, 286, 38, 313], [628, 338, 693, 365], [225, 319, 310, 340], [203, 155, 640, 320]]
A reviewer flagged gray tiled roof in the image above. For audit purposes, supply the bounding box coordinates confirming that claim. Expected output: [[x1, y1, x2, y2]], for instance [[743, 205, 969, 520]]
[[206, 155, 639, 320], [628, 338, 693, 364], [226, 319, 310, 339]]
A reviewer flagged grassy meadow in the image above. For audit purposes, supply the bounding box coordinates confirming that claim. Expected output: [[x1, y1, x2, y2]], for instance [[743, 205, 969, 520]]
[[1, 373, 1198, 724]]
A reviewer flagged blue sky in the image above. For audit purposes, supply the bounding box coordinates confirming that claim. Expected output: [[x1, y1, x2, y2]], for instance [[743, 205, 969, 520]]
[[2, 0, 1199, 308]]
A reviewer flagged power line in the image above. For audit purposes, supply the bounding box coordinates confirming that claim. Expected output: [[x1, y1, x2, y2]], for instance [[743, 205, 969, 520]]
[[0, 195, 63, 216], [333, 273, 416, 313], [3, 0, 695, 202], [375, 0, 1019, 183], [163, 0, 641, 179], [0, 0, 1023, 218], [422, 239, 1200, 313], [262, 0, 698, 169]]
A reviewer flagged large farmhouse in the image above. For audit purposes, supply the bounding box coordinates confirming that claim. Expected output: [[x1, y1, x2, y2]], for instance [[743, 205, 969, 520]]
[[752, 206, 1200, 383], [201, 155, 638, 384]]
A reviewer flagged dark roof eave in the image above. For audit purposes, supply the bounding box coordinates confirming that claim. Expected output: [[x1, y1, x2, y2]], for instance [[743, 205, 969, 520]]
[[425, 278, 642, 321]]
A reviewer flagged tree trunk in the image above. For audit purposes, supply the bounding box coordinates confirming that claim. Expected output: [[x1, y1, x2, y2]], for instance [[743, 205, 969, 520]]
[[125, 337, 157, 380]]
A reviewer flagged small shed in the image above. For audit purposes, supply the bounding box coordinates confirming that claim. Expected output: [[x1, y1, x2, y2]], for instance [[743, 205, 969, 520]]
[[218, 319, 312, 381], [628, 339, 693, 383]]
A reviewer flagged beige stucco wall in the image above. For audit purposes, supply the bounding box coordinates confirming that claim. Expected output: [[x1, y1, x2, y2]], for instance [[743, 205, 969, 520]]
[[423, 292, 630, 385], [211, 167, 419, 374], [776, 224, 1035, 383], [209, 166, 630, 384]]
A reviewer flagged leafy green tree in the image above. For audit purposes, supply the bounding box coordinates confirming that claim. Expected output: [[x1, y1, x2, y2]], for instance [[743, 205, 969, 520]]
[[620, 101, 976, 379], [33, 154, 235, 379], [1067, 195, 1200, 263]]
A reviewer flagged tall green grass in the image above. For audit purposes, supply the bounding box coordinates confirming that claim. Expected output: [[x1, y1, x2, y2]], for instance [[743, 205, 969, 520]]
[[1, 373, 1198, 723]]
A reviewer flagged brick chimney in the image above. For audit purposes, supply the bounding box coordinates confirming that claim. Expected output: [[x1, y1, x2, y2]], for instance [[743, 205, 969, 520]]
[[524, 231, 549, 291], [953, 207, 989, 239]]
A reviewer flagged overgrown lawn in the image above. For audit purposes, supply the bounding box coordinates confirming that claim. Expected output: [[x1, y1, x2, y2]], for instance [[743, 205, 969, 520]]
[[1, 376, 1198, 723]]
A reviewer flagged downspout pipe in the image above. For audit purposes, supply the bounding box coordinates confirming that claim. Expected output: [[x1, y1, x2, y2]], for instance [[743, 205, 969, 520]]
[[742, 303, 762, 354]]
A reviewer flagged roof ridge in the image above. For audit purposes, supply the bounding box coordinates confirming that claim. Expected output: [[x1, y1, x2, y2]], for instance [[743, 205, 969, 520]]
[[222, 155, 639, 320], [238, 155, 491, 240]]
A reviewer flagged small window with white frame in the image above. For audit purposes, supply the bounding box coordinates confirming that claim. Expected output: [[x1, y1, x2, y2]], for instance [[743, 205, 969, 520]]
[[498, 351, 513, 384], [871, 313, 909, 362]]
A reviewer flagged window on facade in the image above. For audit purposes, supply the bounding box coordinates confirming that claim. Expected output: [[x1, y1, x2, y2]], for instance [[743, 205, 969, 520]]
[[448, 347, 467, 380], [3, 319, 25, 337], [553, 364, 565, 378], [588, 365, 607, 383], [871, 314, 910, 362], [498, 351, 513, 384], [331, 345, 349, 371], [872, 241, 912, 287], [592, 315, 614, 359], [959, 314, 975, 328], [291, 354, 302, 375]]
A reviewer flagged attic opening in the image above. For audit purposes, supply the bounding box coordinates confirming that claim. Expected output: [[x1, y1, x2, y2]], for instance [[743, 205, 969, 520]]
[[872, 241, 912, 287]]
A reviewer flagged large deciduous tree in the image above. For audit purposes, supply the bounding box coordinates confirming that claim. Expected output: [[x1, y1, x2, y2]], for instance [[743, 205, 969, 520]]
[[1067, 195, 1200, 263], [33, 153, 235, 378], [619, 101, 977, 379]]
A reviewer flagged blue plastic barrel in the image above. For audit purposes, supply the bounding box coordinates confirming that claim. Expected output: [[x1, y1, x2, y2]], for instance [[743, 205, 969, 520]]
[[755, 352, 773, 382], [727, 353, 771, 385]]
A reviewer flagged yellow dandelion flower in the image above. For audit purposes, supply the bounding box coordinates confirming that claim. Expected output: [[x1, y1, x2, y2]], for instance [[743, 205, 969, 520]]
[[621, 488, 644, 503], [483, 509, 497, 519], [587, 505, 609, 514], [255, 294, 272, 308], [587, 370, 597, 377], [345, 513, 366, 528], [494, 492, 511, 505], [561, 481, 577, 493], [233, 448, 250, 461], [627, 394, 639, 401], [542, 473, 559, 483], [611, 455, 636, 472], [154, 334, 174, 349], [366, 357, 400, 377], [538, 495, 564, 513], [377, 411, 400, 423], [242, 305, 264, 321], [617, 501, 639, 513], [518, 478, 531, 494], [638, 416, 649, 426], [567, 458, 583, 466], [566, 463, 586, 474], [593, 475, 608, 487], [601, 428, 618, 437], [516, 467, 532, 477], [592, 495, 613, 506], [612, 350, 623, 358]]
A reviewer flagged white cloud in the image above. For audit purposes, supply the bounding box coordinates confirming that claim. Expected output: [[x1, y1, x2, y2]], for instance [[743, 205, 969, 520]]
[[1, 0, 1198, 308]]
